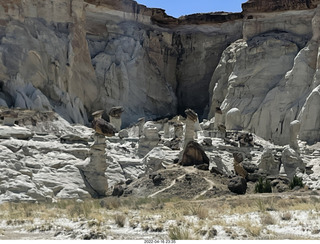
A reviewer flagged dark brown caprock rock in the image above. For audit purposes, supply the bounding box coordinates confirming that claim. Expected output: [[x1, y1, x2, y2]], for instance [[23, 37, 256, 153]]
[[180, 141, 210, 167], [108, 106, 124, 132], [185, 108, 198, 122], [108, 106, 124, 118], [233, 152, 248, 179], [92, 110, 116, 137]]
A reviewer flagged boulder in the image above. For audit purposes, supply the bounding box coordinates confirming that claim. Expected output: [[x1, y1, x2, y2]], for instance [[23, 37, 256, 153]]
[[195, 164, 209, 171], [238, 133, 254, 147], [233, 152, 244, 164], [258, 148, 280, 176], [149, 173, 165, 186], [112, 184, 124, 197], [180, 141, 210, 166], [281, 147, 306, 180], [210, 166, 225, 176], [228, 176, 247, 194], [118, 129, 129, 139], [242, 161, 259, 174], [225, 108, 242, 131]]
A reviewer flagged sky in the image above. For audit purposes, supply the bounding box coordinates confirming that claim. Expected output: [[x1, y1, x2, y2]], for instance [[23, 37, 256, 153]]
[[136, 0, 247, 18]]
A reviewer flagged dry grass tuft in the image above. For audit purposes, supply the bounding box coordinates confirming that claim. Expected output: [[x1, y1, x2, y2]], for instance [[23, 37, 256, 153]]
[[185, 204, 209, 220], [168, 225, 193, 240], [237, 218, 262, 237], [246, 224, 262, 237]]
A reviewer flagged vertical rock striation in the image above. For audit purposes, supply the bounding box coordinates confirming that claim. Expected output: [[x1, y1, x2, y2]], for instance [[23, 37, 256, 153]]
[[0, 0, 319, 145]]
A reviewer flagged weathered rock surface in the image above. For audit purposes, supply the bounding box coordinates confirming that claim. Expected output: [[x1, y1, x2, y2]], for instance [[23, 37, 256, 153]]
[[258, 148, 280, 176], [180, 141, 209, 167], [208, 3, 320, 145], [281, 147, 306, 180], [228, 176, 247, 194], [0, 0, 319, 146], [0, 0, 320, 203], [242, 0, 320, 13]]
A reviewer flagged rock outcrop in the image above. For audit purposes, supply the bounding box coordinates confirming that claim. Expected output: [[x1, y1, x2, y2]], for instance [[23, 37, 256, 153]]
[[208, 1, 320, 145], [228, 176, 247, 195], [179, 141, 209, 167], [0, 0, 319, 167]]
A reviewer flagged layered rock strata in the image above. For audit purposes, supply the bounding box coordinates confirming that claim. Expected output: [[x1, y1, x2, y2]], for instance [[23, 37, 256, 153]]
[[208, 2, 320, 145], [0, 0, 319, 145]]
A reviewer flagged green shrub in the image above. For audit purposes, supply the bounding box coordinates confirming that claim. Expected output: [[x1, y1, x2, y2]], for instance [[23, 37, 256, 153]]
[[255, 178, 272, 193], [290, 175, 304, 189]]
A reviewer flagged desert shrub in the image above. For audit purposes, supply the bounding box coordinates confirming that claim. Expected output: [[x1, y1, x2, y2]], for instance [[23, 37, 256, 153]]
[[113, 214, 126, 227], [281, 212, 292, 221], [141, 223, 150, 232], [290, 175, 304, 189], [168, 226, 192, 240], [255, 178, 272, 193], [129, 220, 139, 229], [246, 224, 262, 237], [260, 212, 276, 225]]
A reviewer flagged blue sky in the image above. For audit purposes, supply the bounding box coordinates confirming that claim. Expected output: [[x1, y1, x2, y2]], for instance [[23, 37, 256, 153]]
[[136, 0, 246, 18]]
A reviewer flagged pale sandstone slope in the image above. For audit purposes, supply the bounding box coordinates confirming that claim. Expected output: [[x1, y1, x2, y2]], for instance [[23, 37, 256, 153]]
[[209, 0, 320, 145], [0, 0, 319, 144]]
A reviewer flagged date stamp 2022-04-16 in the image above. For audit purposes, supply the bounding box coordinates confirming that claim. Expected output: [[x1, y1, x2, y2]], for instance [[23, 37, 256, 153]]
[[144, 240, 177, 244]]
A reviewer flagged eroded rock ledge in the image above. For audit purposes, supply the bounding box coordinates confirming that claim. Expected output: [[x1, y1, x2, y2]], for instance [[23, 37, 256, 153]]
[[0, 0, 319, 145], [242, 0, 320, 13]]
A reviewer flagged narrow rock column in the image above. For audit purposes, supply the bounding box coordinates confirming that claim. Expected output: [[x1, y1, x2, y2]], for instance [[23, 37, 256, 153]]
[[214, 107, 223, 130], [168, 121, 175, 138], [138, 122, 160, 157], [174, 122, 184, 139], [77, 133, 109, 197], [137, 117, 145, 137], [163, 118, 170, 138], [289, 120, 301, 152], [184, 109, 198, 149], [108, 106, 124, 132]]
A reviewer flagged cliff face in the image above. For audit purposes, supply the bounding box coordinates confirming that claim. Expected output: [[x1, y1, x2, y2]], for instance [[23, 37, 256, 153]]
[[0, 0, 97, 124], [208, 0, 320, 145], [0, 0, 319, 144], [0, 0, 242, 126], [242, 0, 320, 12]]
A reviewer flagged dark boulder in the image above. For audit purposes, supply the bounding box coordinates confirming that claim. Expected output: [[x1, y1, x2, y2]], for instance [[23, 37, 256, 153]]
[[228, 176, 247, 194], [180, 141, 209, 166], [242, 161, 259, 173], [210, 166, 225, 176], [149, 173, 165, 186], [195, 163, 209, 171], [233, 152, 244, 163], [112, 185, 124, 197]]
